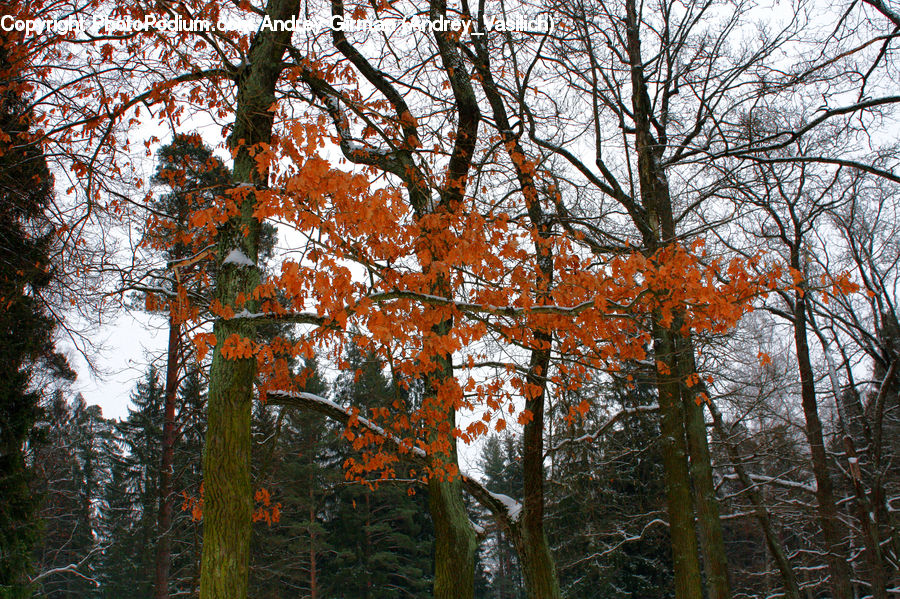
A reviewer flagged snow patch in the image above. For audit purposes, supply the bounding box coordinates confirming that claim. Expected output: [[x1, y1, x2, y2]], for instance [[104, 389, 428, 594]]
[[488, 491, 523, 522], [223, 248, 255, 268]]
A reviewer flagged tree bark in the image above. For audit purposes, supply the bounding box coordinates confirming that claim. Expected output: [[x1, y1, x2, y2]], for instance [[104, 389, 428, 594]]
[[653, 325, 705, 599], [624, 0, 706, 593], [429, 474, 476, 599], [154, 314, 180, 599], [517, 328, 561, 599], [680, 343, 732, 599], [199, 1, 298, 596], [469, 26, 562, 597], [789, 274, 852, 599]]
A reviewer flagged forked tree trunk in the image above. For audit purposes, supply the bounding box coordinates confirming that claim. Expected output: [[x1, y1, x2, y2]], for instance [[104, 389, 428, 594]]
[[625, 0, 706, 593], [624, 0, 732, 591], [469, 30, 562, 597]]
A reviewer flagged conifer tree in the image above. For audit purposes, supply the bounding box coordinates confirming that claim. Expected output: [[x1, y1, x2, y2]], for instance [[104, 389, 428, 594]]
[[0, 33, 73, 598], [546, 374, 674, 599], [476, 434, 525, 599], [249, 357, 332, 598], [32, 393, 113, 598], [144, 134, 277, 598], [322, 344, 433, 599]]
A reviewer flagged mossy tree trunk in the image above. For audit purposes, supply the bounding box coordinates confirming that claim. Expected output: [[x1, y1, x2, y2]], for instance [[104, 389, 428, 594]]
[[680, 343, 732, 599], [625, 0, 706, 593], [624, 0, 731, 593], [199, 1, 298, 597]]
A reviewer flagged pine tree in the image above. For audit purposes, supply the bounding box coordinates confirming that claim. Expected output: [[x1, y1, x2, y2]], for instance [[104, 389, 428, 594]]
[[166, 366, 206, 598], [146, 134, 229, 599], [476, 434, 525, 599], [108, 367, 166, 598], [93, 364, 206, 599], [145, 133, 278, 598], [320, 344, 434, 599], [249, 357, 333, 598], [98, 448, 142, 599]]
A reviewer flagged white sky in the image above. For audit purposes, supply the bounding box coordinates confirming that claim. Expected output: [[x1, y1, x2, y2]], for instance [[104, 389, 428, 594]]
[[69, 310, 168, 421]]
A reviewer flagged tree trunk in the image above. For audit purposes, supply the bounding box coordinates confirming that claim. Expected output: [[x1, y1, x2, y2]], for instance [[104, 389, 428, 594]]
[[625, 0, 706, 592], [429, 474, 476, 599], [843, 437, 888, 599], [814, 319, 889, 599], [468, 28, 562, 597], [199, 2, 298, 596], [309, 487, 317, 599], [518, 330, 561, 599], [424, 314, 476, 599], [654, 325, 705, 599], [154, 314, 180, 599], [790, 279, 853, 599], [680, 343, 731, 599]]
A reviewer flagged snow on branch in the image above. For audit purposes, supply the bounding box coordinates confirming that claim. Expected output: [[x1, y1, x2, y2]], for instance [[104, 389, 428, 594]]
[[267, 389, 524, 527], [722, 472, 817, 494], [486, 491, 523, 521], [31, 545, 103, 586], [228, 309, 330, 327]]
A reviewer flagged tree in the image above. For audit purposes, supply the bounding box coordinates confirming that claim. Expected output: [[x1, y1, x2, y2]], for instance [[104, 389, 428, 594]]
[[494, 0, 899, 594], [146, 133, 229, 599], [248, 357, 332, 598], [31, 392, 115, 598], [544, 372, 673, 599], [0, 30, 74, 598], [114, 366, 167, 597], [476, 434, 524, 599], [12, 0, 900, 596]]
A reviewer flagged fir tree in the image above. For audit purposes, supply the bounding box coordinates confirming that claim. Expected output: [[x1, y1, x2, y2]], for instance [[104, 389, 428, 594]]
[[107, 367, 166, 598], [321, 344, 434, 599], [476, 434, 524, 599], [250, 357, 334, 598]]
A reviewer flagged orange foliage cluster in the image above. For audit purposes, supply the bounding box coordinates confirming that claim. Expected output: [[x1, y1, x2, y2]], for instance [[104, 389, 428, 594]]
[[252, 488, 281, 526], [164, 120, 790, 483], [181, 485, 282, 526], [181, 484, 203, 522]]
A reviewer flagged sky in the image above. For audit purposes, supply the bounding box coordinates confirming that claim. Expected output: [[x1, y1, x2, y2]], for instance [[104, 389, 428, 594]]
[[69, 309, 168, 421]]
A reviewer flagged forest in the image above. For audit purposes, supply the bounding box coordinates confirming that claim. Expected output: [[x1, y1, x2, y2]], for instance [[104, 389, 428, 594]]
[[1, 0, 899, 597]]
